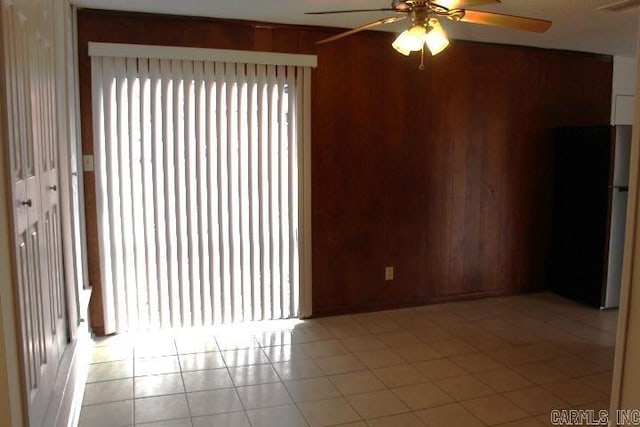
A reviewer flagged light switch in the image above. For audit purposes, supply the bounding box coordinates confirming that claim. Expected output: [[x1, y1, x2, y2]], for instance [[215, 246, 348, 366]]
[[83, 155, 94, 172]]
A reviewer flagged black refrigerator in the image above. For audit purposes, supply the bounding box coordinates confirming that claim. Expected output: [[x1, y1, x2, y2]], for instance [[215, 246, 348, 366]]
[[549, 125, 632, 308]]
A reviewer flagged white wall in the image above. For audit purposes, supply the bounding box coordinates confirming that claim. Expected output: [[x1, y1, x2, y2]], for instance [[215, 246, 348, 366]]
[[614, 56, 637, 91], [612, 55, 637, 125]]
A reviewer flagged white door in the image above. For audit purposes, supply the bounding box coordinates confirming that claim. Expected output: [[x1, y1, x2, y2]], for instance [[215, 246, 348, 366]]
[[1, 0, 67, 425], [37, 0, 67, 358]]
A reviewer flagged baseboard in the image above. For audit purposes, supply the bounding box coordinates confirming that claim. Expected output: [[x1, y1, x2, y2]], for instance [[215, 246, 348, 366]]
[[42, 324, 91, 427], [311, 288, 544, 318]]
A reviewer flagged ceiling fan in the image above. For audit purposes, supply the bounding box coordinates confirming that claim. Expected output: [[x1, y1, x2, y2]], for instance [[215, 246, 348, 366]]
[[306, 0, 552, 69]]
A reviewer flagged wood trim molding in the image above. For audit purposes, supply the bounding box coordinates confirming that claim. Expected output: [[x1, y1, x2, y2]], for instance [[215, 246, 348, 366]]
[[311, 288, 533, 318], [0, 13, 26, 424], [45, 327, 92, 427], [611, 15, 640, 414]]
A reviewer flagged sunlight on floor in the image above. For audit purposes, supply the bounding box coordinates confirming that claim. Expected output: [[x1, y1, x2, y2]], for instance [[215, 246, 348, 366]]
[[79, 292, 617, 427]]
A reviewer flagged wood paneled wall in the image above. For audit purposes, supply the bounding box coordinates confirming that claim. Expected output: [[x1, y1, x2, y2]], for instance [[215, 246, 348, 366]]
[[78, 10, 612, 330]]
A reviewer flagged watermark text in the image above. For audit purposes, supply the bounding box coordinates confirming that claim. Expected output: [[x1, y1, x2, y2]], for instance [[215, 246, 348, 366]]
[[551, 410, 640, 426]]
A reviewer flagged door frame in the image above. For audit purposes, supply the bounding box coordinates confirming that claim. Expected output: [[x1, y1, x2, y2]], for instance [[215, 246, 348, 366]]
[[611, 17, 640, 411], [0, 76, 26, 427]]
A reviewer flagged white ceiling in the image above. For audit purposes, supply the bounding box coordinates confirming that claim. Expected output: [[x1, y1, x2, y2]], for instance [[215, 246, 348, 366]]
[[72, 0, 640, 57]]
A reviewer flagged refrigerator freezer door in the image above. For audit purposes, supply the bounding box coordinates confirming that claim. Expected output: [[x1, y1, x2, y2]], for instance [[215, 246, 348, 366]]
[[550, 126, 613, 307], [605, 187, 629, 308]]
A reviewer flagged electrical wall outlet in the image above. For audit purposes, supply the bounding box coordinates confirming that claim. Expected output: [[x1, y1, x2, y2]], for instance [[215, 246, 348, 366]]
[[385, 266, 394, 281]]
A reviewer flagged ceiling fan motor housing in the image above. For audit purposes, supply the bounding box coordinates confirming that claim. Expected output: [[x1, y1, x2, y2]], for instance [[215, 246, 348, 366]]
[[392, 1, 466, 21], [391, 0, 413, 12]]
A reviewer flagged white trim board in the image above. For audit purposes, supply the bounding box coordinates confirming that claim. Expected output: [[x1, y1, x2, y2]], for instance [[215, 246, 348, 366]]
[[611, 12, 640, 410], [88, 42, 318, 68]]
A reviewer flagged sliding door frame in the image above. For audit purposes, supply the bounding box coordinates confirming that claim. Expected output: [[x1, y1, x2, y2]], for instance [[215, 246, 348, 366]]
[[88, 43, 315, 330]]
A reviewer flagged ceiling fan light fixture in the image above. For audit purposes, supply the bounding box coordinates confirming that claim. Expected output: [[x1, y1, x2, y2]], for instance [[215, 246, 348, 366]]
[[391, 43, 412, 56], [392, 24, 426, 56], [392, 19, 450, 58]]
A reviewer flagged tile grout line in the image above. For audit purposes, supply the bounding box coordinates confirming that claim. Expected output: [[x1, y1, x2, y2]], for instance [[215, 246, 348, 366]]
[[265, 329, 347, 425], [132, 342, 136, 426], [265, 348, 312, 427], [252, 332, 303, 426], [173, 337, 194, 427], [290, 330, 369, 427], [218, 335, 258, 427], [79, 295, 616, 426]]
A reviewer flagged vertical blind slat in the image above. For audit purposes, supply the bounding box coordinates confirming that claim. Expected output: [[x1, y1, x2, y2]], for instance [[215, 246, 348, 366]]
[[139, 59, 157, 329], [256, 64, 267, 321], [93, 54, 305, 332], [258, 64, 271, 321], [171, 59, 187, 326], [226, 62, 241, 323], [205, 61, 220, 325], [103, 57, 127, 332], [247, 64, 260, 322], [292, 67, 302, 318], [115, 57, 137, 330], [278, 65, 289, 319], [150, 59, 169, 328], [183, 60, 195, 326], [182, 60, 195, 326], [91, 56, 115, 334], [126, 56, 145, 329], [193, 60, 206, 327], [160, 59, 179, 327], [216, 62, 226, 324], [216, 61, 229, 323], [287, 65, 297, 318], [267, 65, 280, 320], [237, 64, 250, 322]]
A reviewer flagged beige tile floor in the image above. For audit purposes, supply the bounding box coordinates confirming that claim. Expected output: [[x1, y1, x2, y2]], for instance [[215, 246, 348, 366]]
[[79, 292, 617, 427]]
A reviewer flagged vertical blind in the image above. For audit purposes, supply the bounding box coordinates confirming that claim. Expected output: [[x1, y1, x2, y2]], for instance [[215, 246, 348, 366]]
[[90, 47, 313, 334]]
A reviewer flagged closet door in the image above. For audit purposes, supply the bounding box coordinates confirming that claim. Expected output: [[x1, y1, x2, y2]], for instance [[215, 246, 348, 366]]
[[1, 0, 67, 425], [37, 0, 67, 363]]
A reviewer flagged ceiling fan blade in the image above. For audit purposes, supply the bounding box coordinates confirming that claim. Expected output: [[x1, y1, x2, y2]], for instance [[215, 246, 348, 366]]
[[306, 8, 395, 15], [460, 10, 552, 33], [433, 0, 500, 8], [316, 15, 407, 44]]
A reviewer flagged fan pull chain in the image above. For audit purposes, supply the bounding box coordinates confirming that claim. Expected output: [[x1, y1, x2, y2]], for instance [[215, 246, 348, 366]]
[[419, 45, 425, 71]]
